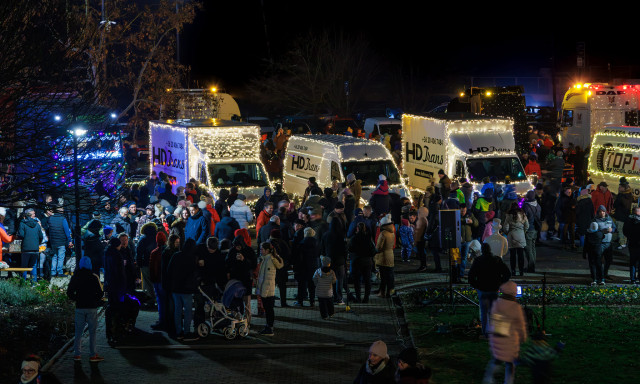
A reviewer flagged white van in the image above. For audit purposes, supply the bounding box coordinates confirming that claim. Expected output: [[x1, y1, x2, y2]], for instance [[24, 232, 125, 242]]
[[283, 134, 409, 202], [587, 125, 640, 197], [363, 117, 402, 139]]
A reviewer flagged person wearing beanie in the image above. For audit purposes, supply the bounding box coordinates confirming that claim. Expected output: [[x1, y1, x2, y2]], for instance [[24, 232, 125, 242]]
[[590, 205, 616, 283], [82, 216, 105, 277], [67, 256, 104, 362], [293, 225, 317, 307], [327, 200, 347, 228], [375, 214, 396, 297], [437, 169, 452, 199], [149, 231, 168, 330], [345, 173, 362, 208], [483, 280, 527, 384], [370, 177, 391, 218], [396, 347, 432, 383], [302, 177, 319, 204], [256, 201, 274, 241], [503, 202, 529, 277], [354, 340, 395, 383], [313, 256, 336, 319], [136, 204, 157, 237], [613, 179, 633, 249], [522, 190, 542, 273], [575, 186, 595, 253]]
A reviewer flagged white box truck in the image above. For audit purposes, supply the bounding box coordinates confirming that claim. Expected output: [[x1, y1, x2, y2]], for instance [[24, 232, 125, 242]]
[[587, 126, 640, 197], [402, 114, 532, 195], [149, 119, 271, 201], [283, 134, 409, 203]]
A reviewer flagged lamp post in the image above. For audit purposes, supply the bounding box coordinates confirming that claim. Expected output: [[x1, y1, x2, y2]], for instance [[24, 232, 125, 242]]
[[72, 127, 87, 265]]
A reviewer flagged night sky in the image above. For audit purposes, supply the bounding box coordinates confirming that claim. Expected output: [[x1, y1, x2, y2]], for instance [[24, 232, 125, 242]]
[[180, 1, 640, 103]]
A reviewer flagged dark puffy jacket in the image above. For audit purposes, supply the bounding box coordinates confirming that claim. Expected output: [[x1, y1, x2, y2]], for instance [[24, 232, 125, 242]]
[[83, 228, 104, 274], [295, 236, 319, 280], [104, 244, 126, 297], [47, 214, 71, 248], [613, 189, 634, 221], [575, 195, 595, 236], [167, 240, 198, 294], [67, 268, 103, 309], [111, 214, 132, 237], [135, 222, 158, 267], [623, 214, 640, 248], [214, 216, 240, 242], [17, 217, 43, 252], [185, 210, 209, 245], [226, 239, 257, 290], [369, 193, 391, 217], [468, 255, 511, 292], [348, 231, 376, 262], [321, 220, 347, 267]]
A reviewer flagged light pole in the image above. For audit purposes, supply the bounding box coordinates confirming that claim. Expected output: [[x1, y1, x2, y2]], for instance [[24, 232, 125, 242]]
[[72, 127, 87, 265]]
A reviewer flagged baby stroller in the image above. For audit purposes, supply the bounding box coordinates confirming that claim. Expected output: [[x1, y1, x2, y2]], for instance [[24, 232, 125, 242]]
[[196, 279, 250, 340]]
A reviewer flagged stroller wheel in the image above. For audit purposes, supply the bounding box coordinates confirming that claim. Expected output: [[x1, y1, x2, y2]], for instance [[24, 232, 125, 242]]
[[238, 324, 249, 338], [223, 326, 237, 340], [196, 322, 211, 338]]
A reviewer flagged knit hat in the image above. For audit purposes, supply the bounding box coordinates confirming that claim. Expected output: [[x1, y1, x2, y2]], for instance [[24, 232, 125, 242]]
[[103, 226, 114, 235], [369, 340, 389, 359], [398, 347, 418, 366], [401, 218, 409, 226], [347, 173, 356, 182], [525, 190, 536, 202], [156, 231, 167, 245], [79, 256, 92, 271], [165, 205, 175, 214], [598, 205, 607, 212], [598, 181, 608, 188], [303, 227, 316, 238], [380, 214, 392, 226], [320, 256, 331, 267], [379, 174, 387, 181], [309, 177, 316, 184], [109, 237, 121, 248], [146, 204, 154, 210], [438, 169, 445, 175], [620, 177, 629, 186], [197, 200, 207, 209], [499, 280, 518, 296], [237, 194, 247, 201], [354, 208, 363, 216]]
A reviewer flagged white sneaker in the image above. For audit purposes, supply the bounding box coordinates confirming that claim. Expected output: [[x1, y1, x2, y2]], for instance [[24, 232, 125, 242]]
[[617, 245, 627, 250]]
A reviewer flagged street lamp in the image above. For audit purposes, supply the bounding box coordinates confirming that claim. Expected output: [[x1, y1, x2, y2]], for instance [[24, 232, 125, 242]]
[[71, 127, 86, 266]]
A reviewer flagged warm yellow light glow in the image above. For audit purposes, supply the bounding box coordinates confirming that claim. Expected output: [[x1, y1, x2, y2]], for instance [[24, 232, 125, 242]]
[[486, 91, 492, 96], [210, 87, 217, 93], [587, 91, 592, 96], [576, 84, 582, 89], [460, 92, 465, 97], [166, 88, 173, 92]]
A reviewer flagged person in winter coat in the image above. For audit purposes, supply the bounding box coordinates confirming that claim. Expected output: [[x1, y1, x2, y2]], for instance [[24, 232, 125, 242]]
[[399, 219, 414, 262], [268, 229, 291, 307], [136, 205, 156, 237], [482, 211, 496, 242], [499, 184, 518, 224], [254, 187, 272, 217], [585, 221, 604, 285], [321, 217, 348, 304], [503, 203, 529, 276], [459, 206, 479, 278], [313, 256, 337, 319], [185, 205, 209, 246], [17, 209, 43, 282], [111, 207, 134, 239], [369, 175, 391, 217], [320, 187, 338, 221], [293, 226, 317, 307], [349, 223, 376, 303], [200, 198, 220, 237], [623, 206, 640, 284], [229, 194, 253, 229], [558, 185, 578, 249], [437, 169, 452, 199], [522, 190, 542, 273], [67, 256, 104, 362], [0, 207, 15, 263], [591, 181, 613, 214], [484, 219, 509, 260], [255, 202, 274, 240], [468, 243, 512, 336], [483, 281, 527, 384], [215, 189, 230, 218], [167, 238, 198, 340], [226, 235, 257, 322], [136, 222, 158, 304], [576, 186, 595, 250], [46, 206, 72, 277], [414, 206, 429, 272], [83, 219, 105, 276], [170, 208, 189, 247], [354, 340, 396, 384], [613, 178, 633, 249], [459, 178, 474, 210], [524, 154, 542, 176], [345, 173, 363, 208], [214, 215, 240, 243], [591, 205, 616, 283], [395, 347, 432, 384], [255, 241, 284, 336], [375, 216, 396, 297], [149, 231, 167, 329], [269, 183, 289, 206]]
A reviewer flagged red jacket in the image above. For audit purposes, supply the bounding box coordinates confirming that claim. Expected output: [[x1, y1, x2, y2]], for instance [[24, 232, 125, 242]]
[[205, 204, 221, 236], [149, 232, 167, 283], [524, 160, 541, 176], [591, 188, 613, 214], [255, 210, 272, 239], [0, 226, 13, 262]]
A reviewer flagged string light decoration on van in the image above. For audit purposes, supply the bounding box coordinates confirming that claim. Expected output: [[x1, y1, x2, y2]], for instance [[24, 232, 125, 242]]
[[587, 128, 640, 186]]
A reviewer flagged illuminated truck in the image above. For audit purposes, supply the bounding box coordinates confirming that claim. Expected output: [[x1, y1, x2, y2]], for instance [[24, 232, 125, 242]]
[[560, 83, 640, 149], [402, 114, 532, 196], [587, 126, 640, 197], [149, 119, 271, 201]]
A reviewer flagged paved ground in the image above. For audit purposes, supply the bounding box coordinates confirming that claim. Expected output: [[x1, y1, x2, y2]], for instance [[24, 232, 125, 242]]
[[46, 238, 634, 383]]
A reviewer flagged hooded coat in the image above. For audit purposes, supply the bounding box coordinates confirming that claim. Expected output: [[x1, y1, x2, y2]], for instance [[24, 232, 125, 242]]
[[214, 216, 240, 242], [375, 224, 395, 267], [185, 209, 209, 245], [255, 249, 284, 297], [135, 222, 158, 267], [17, 217, 43, 252], [230, 199, 253, 229], [254, 187, 272, 216], [503, 212, 529, 249], [488, 282, 527, 362], [613, 187, 634, 221]]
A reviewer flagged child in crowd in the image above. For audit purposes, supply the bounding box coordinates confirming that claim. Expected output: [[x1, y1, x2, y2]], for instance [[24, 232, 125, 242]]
[[399, 218, 414, 262], [313, 256, 337, 320]]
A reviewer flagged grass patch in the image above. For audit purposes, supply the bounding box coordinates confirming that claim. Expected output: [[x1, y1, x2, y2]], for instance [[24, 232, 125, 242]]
[[405, 303, 640, 383], [0, 278, 74, 383]]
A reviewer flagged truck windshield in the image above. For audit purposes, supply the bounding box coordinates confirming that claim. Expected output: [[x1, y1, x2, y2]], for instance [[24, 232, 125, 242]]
[[208, 163, 268, 187], [466, 157, 527, 182], [342, 160, 401, 186]]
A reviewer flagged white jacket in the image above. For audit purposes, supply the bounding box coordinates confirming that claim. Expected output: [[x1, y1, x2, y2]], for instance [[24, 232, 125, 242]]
[[256, 252, 283, 297], [230, 200, 253, 229]]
